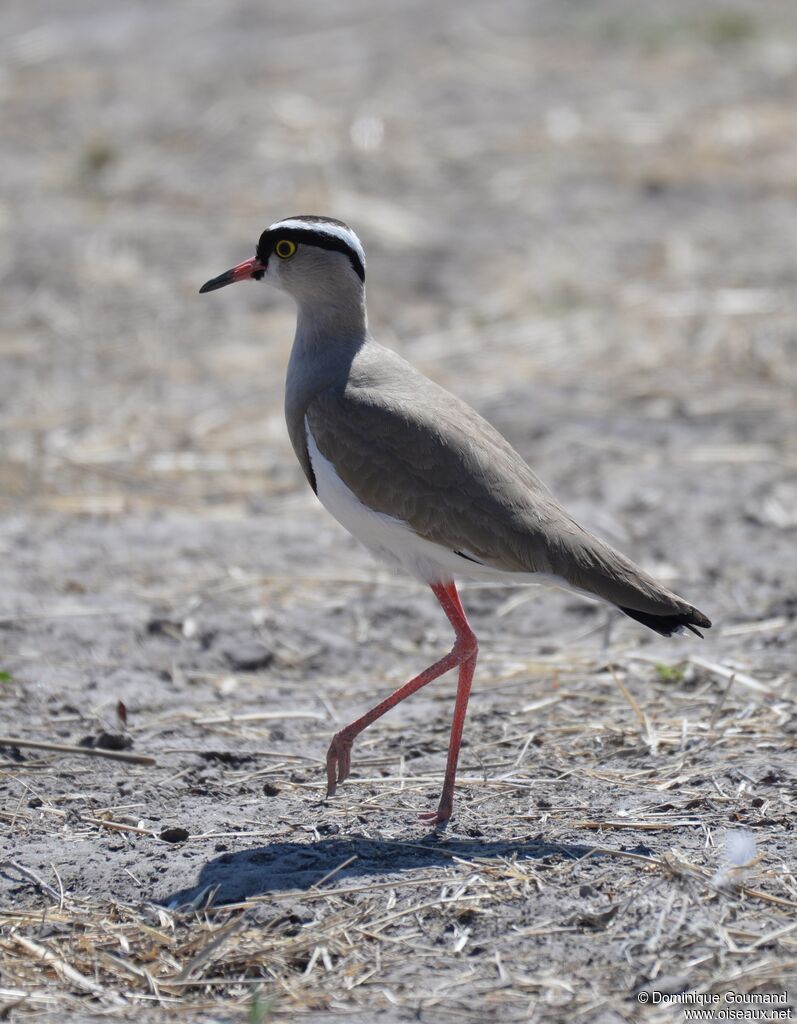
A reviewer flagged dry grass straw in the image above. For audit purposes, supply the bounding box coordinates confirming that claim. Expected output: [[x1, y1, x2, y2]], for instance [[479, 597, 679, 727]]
[[2, 645, 795, 1021], [2, 843, 795, 1019]]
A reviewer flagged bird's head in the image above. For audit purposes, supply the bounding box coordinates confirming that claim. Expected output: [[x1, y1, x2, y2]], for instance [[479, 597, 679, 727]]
[[199, 216, 366, 304]]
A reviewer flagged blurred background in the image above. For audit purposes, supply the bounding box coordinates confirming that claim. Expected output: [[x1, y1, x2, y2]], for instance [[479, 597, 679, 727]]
[[1, 0, 796, 634]]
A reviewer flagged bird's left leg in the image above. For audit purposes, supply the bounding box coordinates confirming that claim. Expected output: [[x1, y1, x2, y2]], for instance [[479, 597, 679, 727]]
[[326, 581, 477, 805]]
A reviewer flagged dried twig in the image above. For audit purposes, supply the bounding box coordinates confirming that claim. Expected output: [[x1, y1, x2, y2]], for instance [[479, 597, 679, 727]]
[[0, 737, 156, 766]]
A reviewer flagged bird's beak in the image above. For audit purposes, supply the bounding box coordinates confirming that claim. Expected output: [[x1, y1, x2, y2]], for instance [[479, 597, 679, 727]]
[[199, 256, 265, 294]]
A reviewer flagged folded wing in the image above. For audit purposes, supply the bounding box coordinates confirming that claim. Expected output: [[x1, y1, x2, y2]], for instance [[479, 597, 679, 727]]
[[305, 346, 711, 636]]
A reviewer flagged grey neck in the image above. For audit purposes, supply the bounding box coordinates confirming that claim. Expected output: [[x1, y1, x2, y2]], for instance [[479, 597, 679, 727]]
[[293, 283, 368, 355], [284, 280, 370, 489]]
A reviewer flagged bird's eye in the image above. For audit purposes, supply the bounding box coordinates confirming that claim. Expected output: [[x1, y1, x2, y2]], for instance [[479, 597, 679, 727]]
[[275, 239, 297, 259]]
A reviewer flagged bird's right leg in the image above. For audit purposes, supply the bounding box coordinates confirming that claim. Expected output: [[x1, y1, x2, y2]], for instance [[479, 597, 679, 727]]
[[326, 582, 475, 798]]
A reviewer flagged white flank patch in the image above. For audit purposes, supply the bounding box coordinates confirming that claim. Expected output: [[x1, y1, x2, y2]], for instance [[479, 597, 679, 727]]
[[306, 420, 454, 583], [271, 218, 366, 268]]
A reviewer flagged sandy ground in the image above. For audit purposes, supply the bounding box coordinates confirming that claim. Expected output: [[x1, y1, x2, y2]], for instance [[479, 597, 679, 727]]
[[1, 1, 796, 1021]]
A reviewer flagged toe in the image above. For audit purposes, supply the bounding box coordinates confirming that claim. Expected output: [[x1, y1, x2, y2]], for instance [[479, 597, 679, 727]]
[[418, 801, 453, 828], [326, 733, 353, 794], [338, 742, 351, 784], [325, 748, 338, 797]]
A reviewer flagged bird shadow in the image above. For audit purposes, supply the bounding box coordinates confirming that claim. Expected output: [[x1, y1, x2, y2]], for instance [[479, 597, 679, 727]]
[[159, 833, 645, 909]]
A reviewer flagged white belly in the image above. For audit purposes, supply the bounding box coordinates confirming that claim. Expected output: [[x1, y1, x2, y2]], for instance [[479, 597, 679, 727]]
[[306, 420, 472, 583]]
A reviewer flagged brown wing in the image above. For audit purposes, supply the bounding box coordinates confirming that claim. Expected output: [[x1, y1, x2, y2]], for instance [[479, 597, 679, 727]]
[[305, 353, 709, 627]]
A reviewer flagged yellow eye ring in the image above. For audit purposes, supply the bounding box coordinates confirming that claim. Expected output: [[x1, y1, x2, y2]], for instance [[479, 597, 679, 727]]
[[275, 239, 297, 259]]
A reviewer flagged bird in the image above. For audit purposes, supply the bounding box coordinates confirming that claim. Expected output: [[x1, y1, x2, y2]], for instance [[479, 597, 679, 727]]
[[200, 215, 711, 826]]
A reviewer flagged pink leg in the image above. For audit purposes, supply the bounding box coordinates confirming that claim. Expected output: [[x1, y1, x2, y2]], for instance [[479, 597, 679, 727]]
[[417, 653, 477, 826], [418, 583, 478, 826], [326, 581, 478, 826]]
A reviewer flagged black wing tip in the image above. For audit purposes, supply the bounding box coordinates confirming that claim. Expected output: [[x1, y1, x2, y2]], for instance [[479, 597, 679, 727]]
[[620, 606, 712, 639]]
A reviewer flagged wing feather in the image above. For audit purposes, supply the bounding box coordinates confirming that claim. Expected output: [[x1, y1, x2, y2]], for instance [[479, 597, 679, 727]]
[[304, 345, 708, 625]]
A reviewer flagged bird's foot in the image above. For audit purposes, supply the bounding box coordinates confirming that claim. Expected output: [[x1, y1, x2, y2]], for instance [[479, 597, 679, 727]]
[[325, 731, 354, 797], [418, 799, 453, 829]]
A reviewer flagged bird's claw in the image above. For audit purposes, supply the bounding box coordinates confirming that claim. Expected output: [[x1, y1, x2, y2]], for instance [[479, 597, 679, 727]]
[[418, 803, 453, 829], [325, 732, 354, 798]]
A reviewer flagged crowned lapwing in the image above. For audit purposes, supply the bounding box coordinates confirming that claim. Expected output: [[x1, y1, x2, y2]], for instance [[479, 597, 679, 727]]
[[200, 216, 711, 826]]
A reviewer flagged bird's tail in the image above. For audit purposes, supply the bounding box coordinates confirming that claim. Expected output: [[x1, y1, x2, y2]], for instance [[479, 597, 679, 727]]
[[550, 526, 713, 639], [618, 604, 711, 638]]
